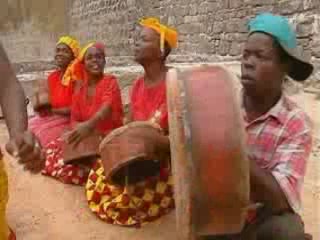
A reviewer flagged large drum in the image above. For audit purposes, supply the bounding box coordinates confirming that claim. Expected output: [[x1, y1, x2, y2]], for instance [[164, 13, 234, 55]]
[[99, 121, 169, 186], [167, 65, 250, 239]]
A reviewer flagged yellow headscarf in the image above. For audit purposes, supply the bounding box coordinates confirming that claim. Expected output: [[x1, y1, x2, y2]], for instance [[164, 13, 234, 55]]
[[139, 17, 178, 52], [62, 41, 106, 86], [56, 36, 81, 87], [57, 36, 80, 58]]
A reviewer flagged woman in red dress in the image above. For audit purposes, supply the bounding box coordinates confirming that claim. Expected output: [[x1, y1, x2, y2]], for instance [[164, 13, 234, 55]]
[[29, 36, 80, 147], [85, 18, 178, 227], [42, 42, 124, 185]]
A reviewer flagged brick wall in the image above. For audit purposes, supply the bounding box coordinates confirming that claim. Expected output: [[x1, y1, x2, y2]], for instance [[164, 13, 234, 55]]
[[1, 0, 320, 83], [69, 0, 320, 81], [0, 0, 69, 73]]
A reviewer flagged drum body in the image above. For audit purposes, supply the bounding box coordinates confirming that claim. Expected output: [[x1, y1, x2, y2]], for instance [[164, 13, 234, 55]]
[[167, 65, 249, 239], [99, 121, 166, 186], [62, 133, 103, 165]]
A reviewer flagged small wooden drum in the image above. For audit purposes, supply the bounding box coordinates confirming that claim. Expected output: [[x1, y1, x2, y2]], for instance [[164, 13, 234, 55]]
[[167, 65, 250, 239], [62, 133, 103, 165], [99, 121, 167, 186], [32, 79, 51, 112]]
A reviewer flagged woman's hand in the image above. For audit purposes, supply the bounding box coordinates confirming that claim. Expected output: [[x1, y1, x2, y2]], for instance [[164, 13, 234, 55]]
[[66, 121, 94, 146], [6, 131, 45, 173], [128, 126, 170, 161]]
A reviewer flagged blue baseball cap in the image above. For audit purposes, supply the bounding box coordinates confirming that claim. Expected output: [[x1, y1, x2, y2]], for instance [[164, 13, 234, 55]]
[[248, 12, 313, 81]]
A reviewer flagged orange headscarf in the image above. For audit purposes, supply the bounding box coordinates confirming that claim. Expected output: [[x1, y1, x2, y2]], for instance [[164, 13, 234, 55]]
[[62, 42, 106, 86], [139, 17, 178, 52]]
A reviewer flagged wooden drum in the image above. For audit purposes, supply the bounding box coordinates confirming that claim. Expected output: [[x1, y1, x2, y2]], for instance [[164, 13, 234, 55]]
[[167, 65, 250, 239], [99, 121, 167, 186], [62, 132, 103, 165]]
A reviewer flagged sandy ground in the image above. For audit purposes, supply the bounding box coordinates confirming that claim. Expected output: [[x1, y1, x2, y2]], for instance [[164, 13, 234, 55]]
[[1, 91, 319, 240]]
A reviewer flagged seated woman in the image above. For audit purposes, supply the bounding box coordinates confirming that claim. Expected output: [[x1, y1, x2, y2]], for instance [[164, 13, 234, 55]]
[[29, 36, 80, 147], [85, 18, 177, 227], [42, 42, 124, 185]]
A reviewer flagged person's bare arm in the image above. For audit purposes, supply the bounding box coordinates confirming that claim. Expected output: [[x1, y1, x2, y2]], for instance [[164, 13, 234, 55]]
[[67, 104, 112, 145], [51, 107, 70, 116], [86, 104, 112, 129], [250, 160, 291, 212], [0, 43, 27, 138], [0, 42, 44, 172]]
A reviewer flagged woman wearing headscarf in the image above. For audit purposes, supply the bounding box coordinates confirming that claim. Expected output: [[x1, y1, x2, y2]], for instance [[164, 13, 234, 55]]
[[42, 42, 124, 185], [85, 18, 177, 227], [29, 36, 81, 147]]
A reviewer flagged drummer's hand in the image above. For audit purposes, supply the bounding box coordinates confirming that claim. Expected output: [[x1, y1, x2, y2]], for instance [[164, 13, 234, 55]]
[[67, 122, 93, 145], [5, 131, 45, 173], [132, 129, 170, 160], [149, 134, 170, 160]]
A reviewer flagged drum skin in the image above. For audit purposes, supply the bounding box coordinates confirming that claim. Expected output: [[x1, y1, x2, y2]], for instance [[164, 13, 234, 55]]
[[62, 133, 103, 165], [99, 121, 166, 186], [167, 65, 250, 239]]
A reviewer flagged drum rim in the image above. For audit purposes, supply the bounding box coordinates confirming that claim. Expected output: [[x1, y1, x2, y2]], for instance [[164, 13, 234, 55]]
[[167, 67, 197, 238], [105, 152, 150, 185], [62, 133, 103, 163], [167, 65, 250, 236], [99, 121, 163, 152]]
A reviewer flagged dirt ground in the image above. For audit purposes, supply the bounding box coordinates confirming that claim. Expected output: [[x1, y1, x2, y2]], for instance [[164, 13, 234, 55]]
[[1, 91, 320, 240]]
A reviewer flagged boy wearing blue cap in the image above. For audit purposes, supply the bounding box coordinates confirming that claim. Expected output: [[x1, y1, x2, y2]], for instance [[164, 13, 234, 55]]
[[237, 12, 313, 240], [204, 12, 313, 240]]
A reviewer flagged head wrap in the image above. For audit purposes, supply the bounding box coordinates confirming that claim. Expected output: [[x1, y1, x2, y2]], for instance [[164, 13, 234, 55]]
[[62, 42, 106, 86], [139, 17, 178, 52], [56, 36, 80, 58]]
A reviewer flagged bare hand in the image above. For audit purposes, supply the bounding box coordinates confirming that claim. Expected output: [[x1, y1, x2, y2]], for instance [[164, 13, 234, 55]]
[[66, 122, 93, 146], [5, 131, 45, 173], [128, 125, 170, 160]]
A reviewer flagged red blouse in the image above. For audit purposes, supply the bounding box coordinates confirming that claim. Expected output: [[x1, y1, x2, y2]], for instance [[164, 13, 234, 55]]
[[48, 70, 74, 108], [71, 74, 124, 134], [130, 77, 168, 130]]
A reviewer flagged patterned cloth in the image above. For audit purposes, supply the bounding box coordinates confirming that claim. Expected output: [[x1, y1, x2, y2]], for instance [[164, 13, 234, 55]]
[[85, 74, 172, 226], [243, 94, 313, 214], [42, 138, 92, 185], [0, 154, 10, 239], [86, 160, 174, 227]]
